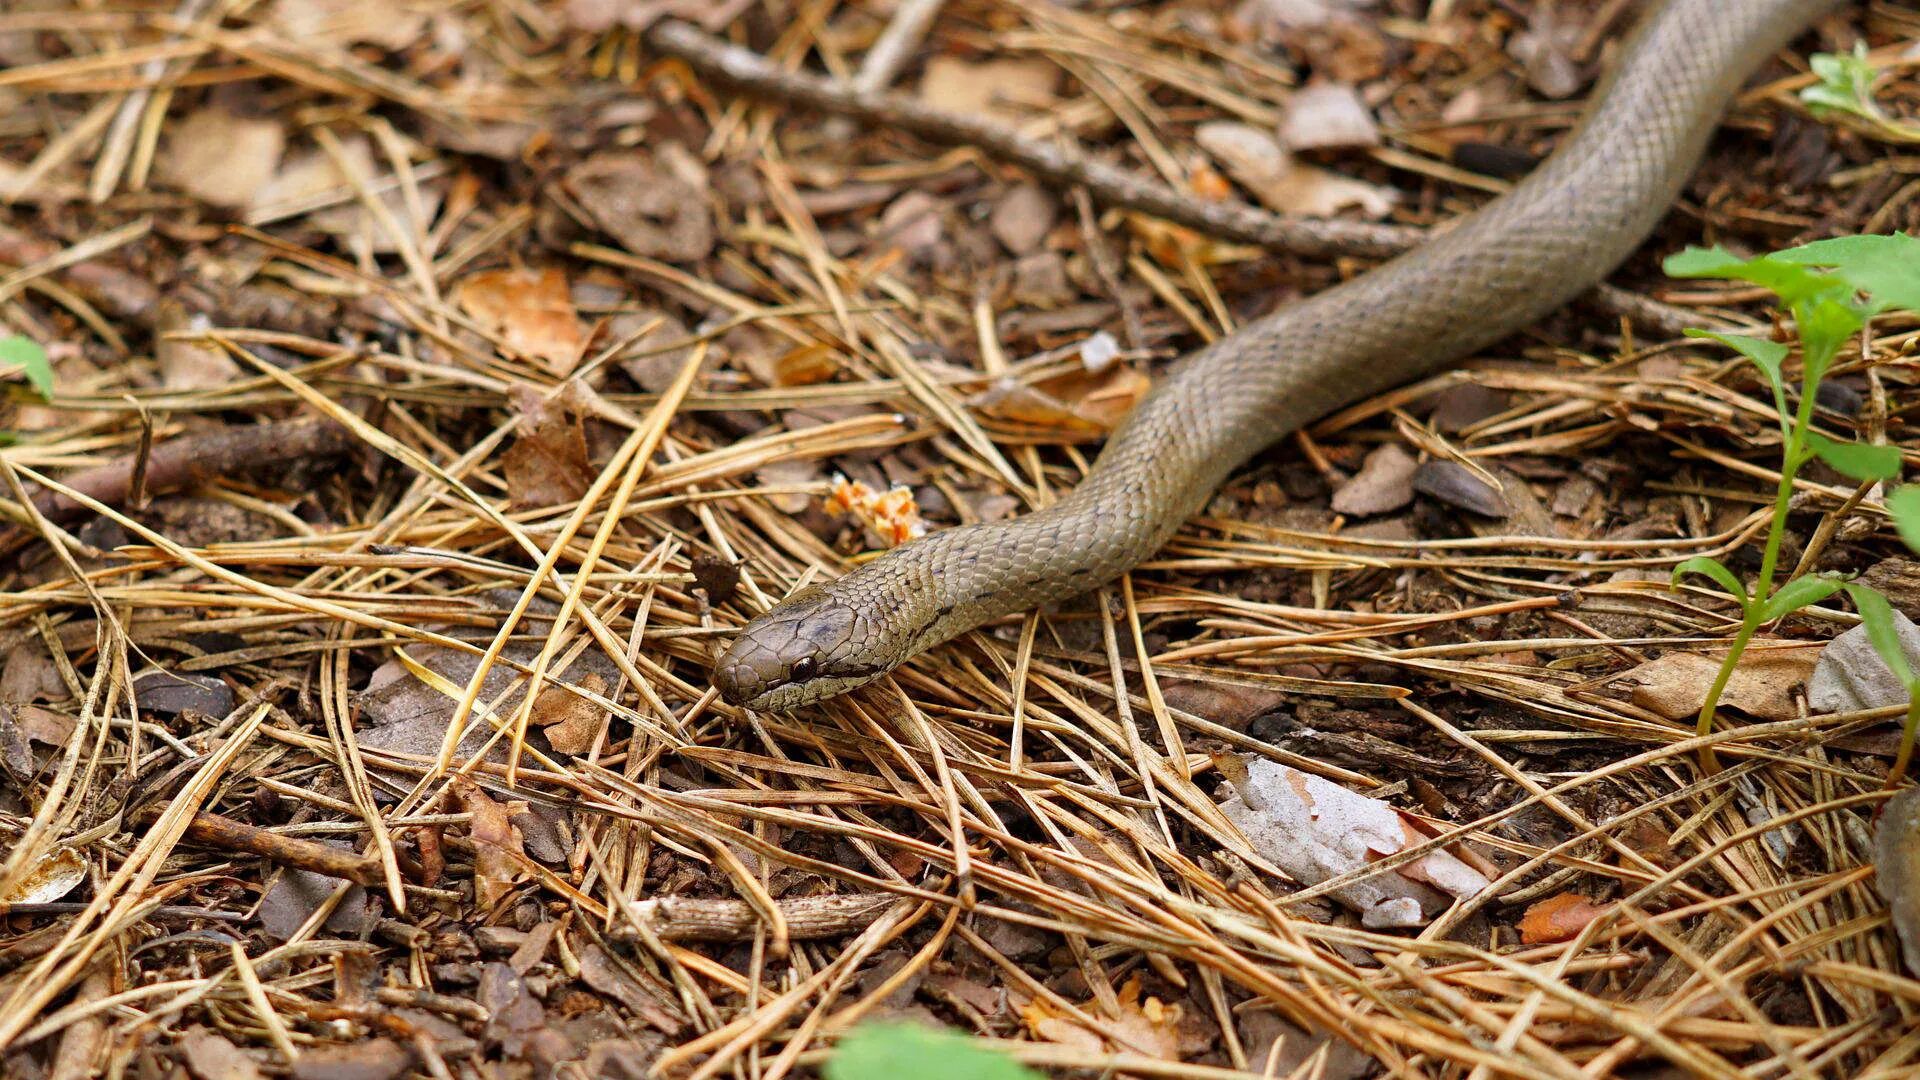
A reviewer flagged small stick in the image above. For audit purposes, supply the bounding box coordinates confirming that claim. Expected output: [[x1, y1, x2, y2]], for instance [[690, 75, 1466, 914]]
[[643, 19, 1726, 337], [607, 892, 897, 943], [29, 416, 354, 521], [180, 810, 387, 886]]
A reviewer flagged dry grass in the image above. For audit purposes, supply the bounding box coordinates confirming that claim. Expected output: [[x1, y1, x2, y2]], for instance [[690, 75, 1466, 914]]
[[0, 1, 1917, 1078]]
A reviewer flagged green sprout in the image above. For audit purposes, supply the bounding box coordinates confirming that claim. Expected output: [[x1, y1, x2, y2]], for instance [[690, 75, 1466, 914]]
[[0, 334, 51, 400], [1666, 233, 1920, 780], [826, 1023, 1042, 1080], [1801, 44, 1920, 145]]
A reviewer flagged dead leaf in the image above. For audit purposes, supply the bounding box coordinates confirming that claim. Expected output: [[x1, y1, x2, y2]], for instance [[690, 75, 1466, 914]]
[[972, 365, 1151, 440], [1022, 974, 1210, 1061], [990, 183, 1057, 255], [565, 151, 714, 265], [290, 1038, 412, 1080], [457, 268, 586, 373], [157, 301, 241, 391], [502, 385, 595, 511], [537, 672, 607, 756], [1517, 892, 1615, 945], [1874, 786, 1920, 976], [1, 846, 84, 905], [1196, 121, 1394, 218], [919, 56, 1059, 125], [1220, 756, 1489, 926], [267, 0, 426, 48], [1331, 443, 1416, 517], [453, 777, 528, 910], [159, 109, 285, 209], [1280, 81, 1380, 150], [180, 1029, 265, 1080], [1623, 647, 1819, 722]]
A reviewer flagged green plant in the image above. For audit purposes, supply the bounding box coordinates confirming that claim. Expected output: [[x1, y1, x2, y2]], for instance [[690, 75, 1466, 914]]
[[826, 1023, 1041, 1080], [0, 335, 51, 400], [1801, 44, 1920, 145], [1665, 233, 1920, 778]]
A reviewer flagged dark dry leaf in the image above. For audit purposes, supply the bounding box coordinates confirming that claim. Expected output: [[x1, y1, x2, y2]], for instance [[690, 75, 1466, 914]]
[[289, 1039, 412, 1080], [257, 864, 369, 942], [536, 672, 608, 756], [989, 184, 1057, 256], [179, 1029, 265, 1080], [565, 151, 714, 264], [1411, 460, 1509, 518], [453, 777, 528, 910], [502, 385, 595, 511], [691, 552, 742, 604], [130, 671, 234, 716], [1874, 787, 1920, 976]]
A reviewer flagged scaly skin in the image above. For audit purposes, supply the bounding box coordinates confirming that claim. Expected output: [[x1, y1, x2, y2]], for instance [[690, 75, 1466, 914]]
[[714, 0, 1840, 711]]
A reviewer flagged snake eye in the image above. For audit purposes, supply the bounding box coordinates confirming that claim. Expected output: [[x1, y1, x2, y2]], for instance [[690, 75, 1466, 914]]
[[788, 657, 818, 683]]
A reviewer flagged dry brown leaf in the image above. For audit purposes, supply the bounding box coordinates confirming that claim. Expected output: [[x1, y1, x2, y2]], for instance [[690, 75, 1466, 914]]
[[972, 365, 1151, 440], [158, 109, 286, 209], [502, 387, 594, 511], [1022, 975, 1209, 1061], [268, 0, 426, 48], [1220, 757, 1490, 927], [453, 777, 528, 911], [1517, 892, 1615, 945], [564, 151, 714, 265], [181, 1029, 266, 1080], [457, 268, 585, 373], [1623, 646, 1819, 722], [1195, 121, 1393, 218], [537, 672, 607, 756], [919, 56, 1059, 125], [1, 846, 84, 905]]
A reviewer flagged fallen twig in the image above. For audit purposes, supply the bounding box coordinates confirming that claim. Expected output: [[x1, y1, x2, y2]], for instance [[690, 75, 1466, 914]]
[[642, 19, 1723, 338], [29, 416, 354, 521]]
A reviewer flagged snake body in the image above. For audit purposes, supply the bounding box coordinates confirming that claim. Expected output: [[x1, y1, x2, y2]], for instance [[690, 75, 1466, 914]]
[[714, 0, 1836, 711]]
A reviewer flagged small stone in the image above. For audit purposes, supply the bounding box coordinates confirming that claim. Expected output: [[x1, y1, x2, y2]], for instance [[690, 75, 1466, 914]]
[[989, 183, 1056, 255], [1809, 608, 1920, 713]]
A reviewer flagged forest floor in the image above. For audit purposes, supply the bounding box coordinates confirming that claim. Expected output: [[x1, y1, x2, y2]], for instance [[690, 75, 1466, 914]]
[[0, 1, 1918, 1078]]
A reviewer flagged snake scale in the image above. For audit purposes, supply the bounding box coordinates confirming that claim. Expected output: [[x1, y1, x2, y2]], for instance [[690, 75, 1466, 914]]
[[714, 0, 1839, 711]]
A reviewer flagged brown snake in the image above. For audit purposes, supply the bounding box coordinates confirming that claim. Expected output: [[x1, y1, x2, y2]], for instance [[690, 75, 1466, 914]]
[[713, 0, 1838, 711]]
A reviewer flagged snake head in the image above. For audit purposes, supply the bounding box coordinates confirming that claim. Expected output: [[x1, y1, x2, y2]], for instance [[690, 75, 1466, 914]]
[[713, 583, 891, 710]]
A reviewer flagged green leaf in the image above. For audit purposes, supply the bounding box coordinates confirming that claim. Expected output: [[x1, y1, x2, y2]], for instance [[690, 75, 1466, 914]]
[[1780, 233, 1920, 314], [1807, 432, 1903, 482], [1759, 574, 1847, 623], [1672, 556, 1748, 606], [1794, 295, 1866, 382], [1686, 329, 1790, 426], [1891, 486, 1920, 556], [0, 335, 51, 400], [1843, 583, 1917, 689], [827, 1025, 1042, 1080], [1662, 247, 1844, 308]]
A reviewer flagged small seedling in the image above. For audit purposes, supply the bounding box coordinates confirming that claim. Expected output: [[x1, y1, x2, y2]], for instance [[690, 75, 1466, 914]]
[[825, 1023, 1042, 1080], [1802, 44, 1920, 145], [1666, 233, 1920, 779], [0, 334, 51, 400]]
